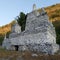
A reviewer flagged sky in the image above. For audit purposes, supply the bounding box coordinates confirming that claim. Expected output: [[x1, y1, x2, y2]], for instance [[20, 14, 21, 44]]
[[0, 0, 60, 26]]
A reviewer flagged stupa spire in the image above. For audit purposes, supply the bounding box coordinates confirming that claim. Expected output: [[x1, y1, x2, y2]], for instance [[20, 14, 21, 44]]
[[33, 4, 36, 11], [4, 33, 6, 39]]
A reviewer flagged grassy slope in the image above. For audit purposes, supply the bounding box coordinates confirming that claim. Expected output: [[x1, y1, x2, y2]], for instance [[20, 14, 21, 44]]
[[0, 3, 60, 43], [0, 20, 16, 35]]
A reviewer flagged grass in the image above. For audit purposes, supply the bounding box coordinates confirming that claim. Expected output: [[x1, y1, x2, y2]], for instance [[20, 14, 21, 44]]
[[0, 50, 60, 60]]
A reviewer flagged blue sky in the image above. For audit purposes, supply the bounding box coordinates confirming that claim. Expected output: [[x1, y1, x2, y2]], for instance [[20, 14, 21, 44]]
[[0, 0, 60, 26]]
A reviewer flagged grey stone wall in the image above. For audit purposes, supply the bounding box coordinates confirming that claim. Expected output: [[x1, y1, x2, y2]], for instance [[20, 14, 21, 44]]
[[2, 8, 59, 54]]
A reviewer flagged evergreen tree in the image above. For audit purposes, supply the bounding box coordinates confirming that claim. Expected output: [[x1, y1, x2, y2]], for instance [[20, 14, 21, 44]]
[[53, 20, 60, 45], [17, 12, 27, 31], [0, 35, 4, 45]]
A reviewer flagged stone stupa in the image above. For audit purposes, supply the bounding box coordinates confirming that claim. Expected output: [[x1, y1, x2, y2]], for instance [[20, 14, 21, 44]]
[[2, 4, 59, 54]]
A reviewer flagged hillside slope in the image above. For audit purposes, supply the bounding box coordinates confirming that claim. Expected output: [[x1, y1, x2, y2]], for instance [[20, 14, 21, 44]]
[[0, 20, 16, 36], [46, 4, 60, 22], [0, 3, 60, 44]]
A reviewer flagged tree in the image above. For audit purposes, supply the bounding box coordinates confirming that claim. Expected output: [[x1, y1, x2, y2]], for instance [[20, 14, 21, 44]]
[[17, 12, 27, 31], [52, 20, 60, 45], [6, 31, 11, 38], [0, 35, 4, 45], [56, 34, 60, 44]]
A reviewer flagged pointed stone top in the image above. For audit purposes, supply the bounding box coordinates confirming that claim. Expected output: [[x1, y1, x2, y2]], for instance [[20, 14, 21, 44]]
[[4, 33, 6, 39], [15, 20, 18, 24], [41, 8, 46, 12], [33, 4, 36, 11]]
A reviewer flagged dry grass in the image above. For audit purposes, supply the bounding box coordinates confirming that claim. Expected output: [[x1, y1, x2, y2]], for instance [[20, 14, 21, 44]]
[[0, 51, 60, 60]]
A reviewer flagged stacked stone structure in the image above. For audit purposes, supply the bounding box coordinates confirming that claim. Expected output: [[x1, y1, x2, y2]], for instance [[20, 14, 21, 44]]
[[2, 6, 59, 54]]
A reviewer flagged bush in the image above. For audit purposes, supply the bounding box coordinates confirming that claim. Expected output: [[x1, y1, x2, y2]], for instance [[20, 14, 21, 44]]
[[0, 36, 4, 45]]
